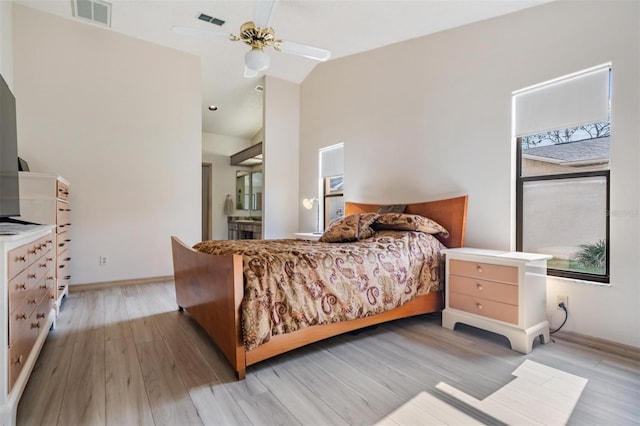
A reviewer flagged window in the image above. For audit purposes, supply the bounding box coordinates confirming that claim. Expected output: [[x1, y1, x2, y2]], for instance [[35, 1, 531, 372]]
[[319, 143, 344, 230], [514, 65, 611, 283]]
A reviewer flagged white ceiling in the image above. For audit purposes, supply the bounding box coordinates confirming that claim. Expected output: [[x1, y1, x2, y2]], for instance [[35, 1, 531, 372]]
[[15, 0, 552, 140]]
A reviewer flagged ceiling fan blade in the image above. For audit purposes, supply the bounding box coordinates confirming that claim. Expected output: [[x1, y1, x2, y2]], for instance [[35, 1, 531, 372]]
[[244, 66, 259, 78], [254, 0, 277, 28], [171, 26, 233, 40], [278, 41, 331, 62]]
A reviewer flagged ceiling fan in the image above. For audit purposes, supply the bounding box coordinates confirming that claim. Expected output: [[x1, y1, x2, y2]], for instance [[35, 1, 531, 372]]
[[172, 0, 331, 78]]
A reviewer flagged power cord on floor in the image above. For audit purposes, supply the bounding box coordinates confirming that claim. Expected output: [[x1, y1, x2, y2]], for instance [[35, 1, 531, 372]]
[[550, 302, 568, 342]]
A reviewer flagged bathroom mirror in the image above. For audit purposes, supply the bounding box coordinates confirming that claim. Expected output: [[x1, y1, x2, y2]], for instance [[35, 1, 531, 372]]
[[236, 169, 262, 213]]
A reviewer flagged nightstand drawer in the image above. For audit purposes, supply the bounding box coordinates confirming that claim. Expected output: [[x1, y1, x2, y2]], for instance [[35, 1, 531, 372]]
[[449, 275, 518, 305], [450, 259, 518, 284], [449, 292, 518, 325]]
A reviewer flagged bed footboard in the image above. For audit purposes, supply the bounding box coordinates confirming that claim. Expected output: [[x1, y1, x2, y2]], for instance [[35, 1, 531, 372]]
[[170, 236, 247, 379]]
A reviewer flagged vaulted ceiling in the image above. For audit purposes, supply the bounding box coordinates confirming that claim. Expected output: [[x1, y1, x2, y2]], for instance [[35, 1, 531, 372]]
[[15, 0, 552, 140]]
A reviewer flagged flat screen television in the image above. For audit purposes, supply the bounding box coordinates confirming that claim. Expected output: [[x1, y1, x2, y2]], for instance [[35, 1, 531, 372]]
[[0, 72, 21, 219]]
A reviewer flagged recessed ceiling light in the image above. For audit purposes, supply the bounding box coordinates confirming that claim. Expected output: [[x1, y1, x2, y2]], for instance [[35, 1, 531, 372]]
[[208, 105, 219, 111]]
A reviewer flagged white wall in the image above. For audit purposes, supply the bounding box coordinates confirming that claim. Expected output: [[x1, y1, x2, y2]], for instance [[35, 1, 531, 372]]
[[13, 5, 201, 284], [263, 76, 299, 239], [0, 0, 13, 86], [300, 1, 639, 347], [202, 132, 252, 240]]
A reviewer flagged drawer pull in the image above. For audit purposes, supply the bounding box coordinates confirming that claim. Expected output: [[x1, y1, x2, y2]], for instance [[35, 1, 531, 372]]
[[476, 265, 483, 273], [40, 284, 48, 289], [64, 257, 71, 261], [12, 355, 24, 366], [31, 322, 41, 329], [27, 273, 37, 279], [27, 298, 37, 305], [50, 295, 56, 300], [15, 313, 27, 320], [28, 248, 37, 255], [64, 275, 71, 280], [15, 255, 26, 262], [39, 263, 48, 268], [59, 264, 66, 269], [36, 313, 46, 319], [15, 283, 26, 291], [476, 283, 483, 291], [46, 276, 55, 281], [476, 303, 483, 310], [47, 257, 54, 262]]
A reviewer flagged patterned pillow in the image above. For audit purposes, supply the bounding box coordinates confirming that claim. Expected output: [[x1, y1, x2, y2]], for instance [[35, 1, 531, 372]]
[[373, 213, 449, 238], [319, 213, 378, 242]]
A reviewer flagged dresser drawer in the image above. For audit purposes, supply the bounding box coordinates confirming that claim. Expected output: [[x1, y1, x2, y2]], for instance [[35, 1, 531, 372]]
[[10, 292, 49, 344], [449, 292, 518, 325], [7, 244, 30, 280], [56, 200, 71, 230], [8, 262, 43, 300], [57, 250, 71, 276], [57, 231, 71, 252], [9, 305, 32, 346], [8, 236, 53, 279], [8, 339, 30, 394], [57, 180, 70, 200], [449, 275, 518, 305], [449, 259, 518, 284]]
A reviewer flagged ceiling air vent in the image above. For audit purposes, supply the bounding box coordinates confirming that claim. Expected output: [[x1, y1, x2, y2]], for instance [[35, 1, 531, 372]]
[[72, 0, 112, 27], [197, 13, 225, 26]]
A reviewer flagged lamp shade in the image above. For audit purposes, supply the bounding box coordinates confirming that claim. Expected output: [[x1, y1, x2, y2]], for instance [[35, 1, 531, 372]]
[[302, 197, 316, 210], [245, 48, 270, 72]]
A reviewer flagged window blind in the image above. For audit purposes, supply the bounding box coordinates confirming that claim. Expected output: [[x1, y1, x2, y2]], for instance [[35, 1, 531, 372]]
[[514, 65, 610, 137], [320, 143, 343, 178]]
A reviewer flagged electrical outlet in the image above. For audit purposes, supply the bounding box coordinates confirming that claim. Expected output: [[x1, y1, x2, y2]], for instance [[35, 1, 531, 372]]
[[557, 295, 568, 310], [99, 256, 108, 266]]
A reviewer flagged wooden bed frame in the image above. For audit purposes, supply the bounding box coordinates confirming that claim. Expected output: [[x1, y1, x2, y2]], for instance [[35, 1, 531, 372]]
[[171, 195, 468, 379]]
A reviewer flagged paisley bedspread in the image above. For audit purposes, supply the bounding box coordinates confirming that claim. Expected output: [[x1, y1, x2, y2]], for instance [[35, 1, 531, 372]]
[[193, 230, 445, 351]]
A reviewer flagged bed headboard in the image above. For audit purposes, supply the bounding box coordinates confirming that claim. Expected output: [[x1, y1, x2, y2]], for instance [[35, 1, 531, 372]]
[[344, 195, 468, 248]]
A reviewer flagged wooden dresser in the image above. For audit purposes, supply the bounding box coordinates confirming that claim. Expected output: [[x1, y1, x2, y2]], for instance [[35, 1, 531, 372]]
[[18, 172, 72, 311], [442, 248, 552, 354], [0, 224, 56, 426]]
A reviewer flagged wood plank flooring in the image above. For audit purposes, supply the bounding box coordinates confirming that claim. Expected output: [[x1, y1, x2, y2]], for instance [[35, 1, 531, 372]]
[[17, 281, 640, 425]]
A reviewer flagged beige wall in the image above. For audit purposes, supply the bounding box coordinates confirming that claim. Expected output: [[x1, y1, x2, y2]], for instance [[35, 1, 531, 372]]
[[13, 5, 202, 284], [300, 1, 639, 347], [263, 76, 299, 239], [0, 0, 13, 86]]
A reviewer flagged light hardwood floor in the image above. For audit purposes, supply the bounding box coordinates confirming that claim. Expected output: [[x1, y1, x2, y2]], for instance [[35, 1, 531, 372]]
[[17, 282, 640, 425]]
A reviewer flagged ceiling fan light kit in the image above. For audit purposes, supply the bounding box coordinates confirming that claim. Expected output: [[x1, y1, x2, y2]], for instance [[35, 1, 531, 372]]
[[245, 47, 271, 71], [173, 0, 331, 76]]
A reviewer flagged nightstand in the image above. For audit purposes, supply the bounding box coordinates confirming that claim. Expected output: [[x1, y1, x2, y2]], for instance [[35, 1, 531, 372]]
[[442, 248, 552, 354], [293, 232, 321, 241]]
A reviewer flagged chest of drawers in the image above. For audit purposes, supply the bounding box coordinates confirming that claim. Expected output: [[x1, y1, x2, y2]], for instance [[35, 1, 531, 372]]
[[18, 172, 71, 312], [442, 248, 551, 354], [1, 225, 56, 426]]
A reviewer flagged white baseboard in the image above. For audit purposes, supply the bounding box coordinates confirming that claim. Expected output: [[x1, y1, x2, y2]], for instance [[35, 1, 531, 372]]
[[69, 275, 173, 292]]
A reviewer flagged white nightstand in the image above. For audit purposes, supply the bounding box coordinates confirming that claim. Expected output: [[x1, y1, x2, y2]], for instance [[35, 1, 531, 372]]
[[293, 232, 322, 241], [442, 248, 552, 354]]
